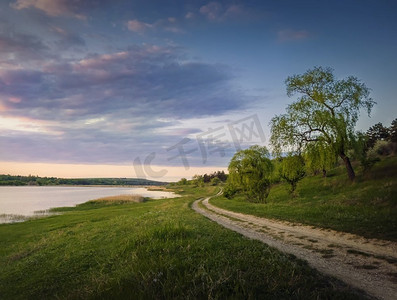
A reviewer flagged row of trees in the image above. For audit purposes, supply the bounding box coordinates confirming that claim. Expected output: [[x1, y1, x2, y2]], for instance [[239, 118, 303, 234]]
[[225, 146, 306, 202], [0, 175, 166, 186], [178, 171, 228, 186], [225, 66, 395, 203]]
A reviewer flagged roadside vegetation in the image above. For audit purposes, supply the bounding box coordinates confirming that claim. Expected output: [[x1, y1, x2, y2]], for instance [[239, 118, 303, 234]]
[[211, 155, 397, 241], [0, 186, 363, 299]]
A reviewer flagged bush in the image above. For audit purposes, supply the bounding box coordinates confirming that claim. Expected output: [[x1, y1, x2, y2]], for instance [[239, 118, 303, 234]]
[[210, 177, 221, 186], [369, 140, 394, 157], [279, 155, 306, 195], [223, 183, 238, 199]]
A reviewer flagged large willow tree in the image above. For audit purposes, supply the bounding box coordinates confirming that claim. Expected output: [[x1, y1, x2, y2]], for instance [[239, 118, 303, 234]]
[[270, 67, 375, 181]]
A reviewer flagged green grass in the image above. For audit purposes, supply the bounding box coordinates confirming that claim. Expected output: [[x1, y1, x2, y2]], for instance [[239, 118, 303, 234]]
[[0, 185, 362, 299], [211, 156, 397, 241]]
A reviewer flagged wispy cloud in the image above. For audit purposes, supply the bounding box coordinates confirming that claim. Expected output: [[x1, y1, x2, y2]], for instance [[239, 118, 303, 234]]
[[200, 2, 223, 21], [10, 0, 87, 19], [199, 2, 250, 22], [127, 18, 185, 34], [127, 19, 153, 34], [50, 26, 85, 49], [185, 12, 195, 20], [0, 30, 49, 64]]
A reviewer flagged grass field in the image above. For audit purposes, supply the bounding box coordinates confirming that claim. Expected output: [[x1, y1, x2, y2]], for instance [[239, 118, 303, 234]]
[[0, 186, 362, 299], [211, 156, 397, 241]]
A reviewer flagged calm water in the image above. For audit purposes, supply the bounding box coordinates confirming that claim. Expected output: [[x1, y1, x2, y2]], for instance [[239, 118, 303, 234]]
[[0, 186, 177, 221]]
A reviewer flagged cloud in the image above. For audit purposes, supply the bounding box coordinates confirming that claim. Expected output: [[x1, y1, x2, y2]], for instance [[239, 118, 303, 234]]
[[0, 30, 49, 63], [127, 19, 153, 34], [50, 26, 85, 49], [11, 0, 87, 19], [0, 23, 82, 66], [199, 2, 250, 22], [0, 44, 250, 164], [127, 18, 184, 34], [200, 2, 223, 21], [185, 12, 194, 19], [277, 29, 310, 42]]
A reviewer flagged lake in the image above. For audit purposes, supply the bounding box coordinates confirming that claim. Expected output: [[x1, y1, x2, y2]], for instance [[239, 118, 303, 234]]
[[0, 186, 177, 223]]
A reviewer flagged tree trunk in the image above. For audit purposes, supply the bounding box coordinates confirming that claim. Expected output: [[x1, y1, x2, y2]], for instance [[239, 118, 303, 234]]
[[339, 152, 355, 181]]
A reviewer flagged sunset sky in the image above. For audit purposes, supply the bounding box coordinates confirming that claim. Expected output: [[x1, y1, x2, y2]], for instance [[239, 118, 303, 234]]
[[0, 0, 396, 181]]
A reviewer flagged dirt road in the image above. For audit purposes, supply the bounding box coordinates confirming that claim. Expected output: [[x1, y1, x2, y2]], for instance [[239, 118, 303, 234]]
[[192, 196, 397, 300]]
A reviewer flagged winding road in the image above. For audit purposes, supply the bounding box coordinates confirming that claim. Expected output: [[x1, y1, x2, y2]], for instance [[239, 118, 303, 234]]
[[192, 194, 397, 300]]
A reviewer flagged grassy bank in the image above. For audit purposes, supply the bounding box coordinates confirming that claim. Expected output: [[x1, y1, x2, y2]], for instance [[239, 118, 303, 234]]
[[211, 156, 397, 241], [0, 186, 362, 299]]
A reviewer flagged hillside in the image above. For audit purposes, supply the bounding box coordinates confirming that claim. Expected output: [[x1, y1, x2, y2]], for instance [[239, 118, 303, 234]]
[[211, 156, 397, 241]]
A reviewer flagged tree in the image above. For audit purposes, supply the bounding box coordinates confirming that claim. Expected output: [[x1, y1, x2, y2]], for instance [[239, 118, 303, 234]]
[[389, 118, 397, 143], [270, 66, 375, 181], [192, 175, 204, 187], [303, 141, 337, 177], [366, 122, 390, 149], [178, 178, 188, 185], [210, 177, 221, 186], [227, 145, 273, 203], [279, 155, 306, 194]]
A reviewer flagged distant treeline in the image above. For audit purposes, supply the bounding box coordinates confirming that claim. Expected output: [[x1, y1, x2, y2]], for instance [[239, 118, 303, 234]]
[[0, 175, 167, 186]]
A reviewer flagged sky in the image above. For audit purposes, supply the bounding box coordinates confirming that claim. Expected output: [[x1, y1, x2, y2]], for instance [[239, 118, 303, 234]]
[[0, 0, 396, 181]]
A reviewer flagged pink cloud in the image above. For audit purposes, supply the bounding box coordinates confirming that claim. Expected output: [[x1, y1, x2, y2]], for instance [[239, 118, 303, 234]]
[[11, 0, 86, 19], [9, 97, 22, 103], [75, 51, 129, 70], [199, 2, 223, 21], [0, 100, 9, 112], [127, 19, 153, 34], [277, 29, 310, 42]]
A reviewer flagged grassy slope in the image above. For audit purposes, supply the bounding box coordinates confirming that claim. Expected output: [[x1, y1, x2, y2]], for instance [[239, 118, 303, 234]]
[[211, 156, 397, 241], [0, 186, 361, 299]]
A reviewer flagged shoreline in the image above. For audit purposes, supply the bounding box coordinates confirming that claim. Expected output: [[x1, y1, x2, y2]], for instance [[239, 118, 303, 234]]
[[0, 185, 177, 224]]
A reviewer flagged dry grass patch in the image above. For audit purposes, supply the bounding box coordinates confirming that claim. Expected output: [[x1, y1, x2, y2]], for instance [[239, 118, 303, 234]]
[[92, 194, 145, 204]]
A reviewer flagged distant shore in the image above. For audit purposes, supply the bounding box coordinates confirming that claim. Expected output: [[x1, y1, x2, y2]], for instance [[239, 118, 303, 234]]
[[0, 174, 168, 186]]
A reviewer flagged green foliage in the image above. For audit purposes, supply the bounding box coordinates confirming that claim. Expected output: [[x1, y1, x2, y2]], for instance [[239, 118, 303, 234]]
[[369, 140, 395, 157], [192, 174, 204, 187], [211, 155, 397, 241], [270, 66, 375, 181], [390, 118, 397, 143], [279, 155, 306, 194], [189, 171, 227, 187], [354, 119, 397, 176], [210, 177, 221, 186], [178, 178, 188, 185], [366, 122, 390, 149], [223, 182, 238, 198], [201, 171, 227, 183], [303, 141, 337, 176], [228, 145, 273, 203]]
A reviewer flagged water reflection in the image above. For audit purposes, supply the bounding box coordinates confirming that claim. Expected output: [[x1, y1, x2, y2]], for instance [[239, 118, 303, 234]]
[[0, 186, 177, 223]]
